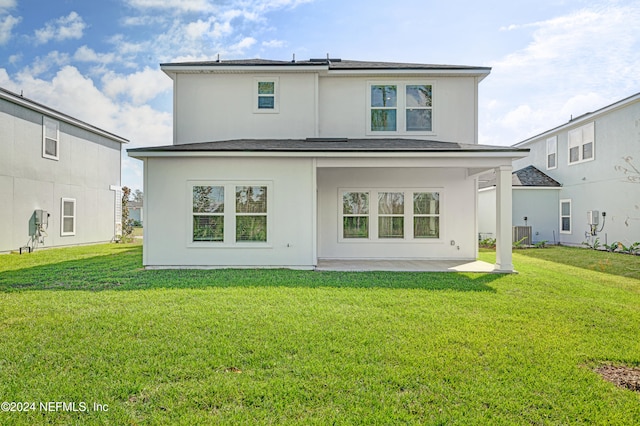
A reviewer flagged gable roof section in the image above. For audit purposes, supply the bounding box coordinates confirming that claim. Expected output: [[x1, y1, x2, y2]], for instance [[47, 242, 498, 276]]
[[129, 138, 527, 158], [479, 165, 561, 189], [513, 91, 640, 147], [0, 86, 128, 144], [160, 58, 491, 80]]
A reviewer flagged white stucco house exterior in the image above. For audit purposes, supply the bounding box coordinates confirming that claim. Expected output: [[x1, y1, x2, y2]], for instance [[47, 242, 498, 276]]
[[479, 92, 640, 247], [0, 86, 128, 253], [128, 58, 528, 271]]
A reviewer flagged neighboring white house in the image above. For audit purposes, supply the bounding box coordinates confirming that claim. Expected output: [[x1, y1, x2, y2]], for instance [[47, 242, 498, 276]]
[[478, 166, 561, 244], [479, 92, 640, 247], [0, 86, 128, 253], [128, 58, 528, 271]]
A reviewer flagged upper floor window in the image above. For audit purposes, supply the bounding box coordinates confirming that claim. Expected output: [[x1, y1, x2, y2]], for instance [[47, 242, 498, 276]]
[[42, 117, 59, 160], [368, 82, 433, 135], [546, 136, 557, 170], [568, 122, 594, 165], [254, 77, 279, 113]]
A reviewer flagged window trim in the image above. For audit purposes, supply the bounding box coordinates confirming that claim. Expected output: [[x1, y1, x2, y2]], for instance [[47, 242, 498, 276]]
[[61, 198, 76, 236], [560, 199, 572, 234], [42, 117, 59, 161], [339, 188, 442, 243], [253, 77, 279, 114], [366, 81, 435, 136], [568, 122, 595, 165], [546, 136, 557, 170], [187, 181, 272, 248]]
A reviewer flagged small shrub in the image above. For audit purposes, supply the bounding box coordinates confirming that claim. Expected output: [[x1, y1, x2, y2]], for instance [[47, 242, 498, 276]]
[[534, 240, 548, 248], [582, 238, 601, 250], [479, 238, 496, 248]]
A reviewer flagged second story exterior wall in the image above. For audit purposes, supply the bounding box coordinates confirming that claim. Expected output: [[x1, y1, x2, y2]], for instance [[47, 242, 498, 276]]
[[165, 59, 489, 145], [0, 96, 122, 189], [174, 72, 318, 144], [513, 95, 640, 188], [318, 75, 478, 143]]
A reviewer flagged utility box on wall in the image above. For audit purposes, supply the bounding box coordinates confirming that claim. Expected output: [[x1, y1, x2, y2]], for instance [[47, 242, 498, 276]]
[[587, 210, 599, 226], [34, 209, 49, 227]]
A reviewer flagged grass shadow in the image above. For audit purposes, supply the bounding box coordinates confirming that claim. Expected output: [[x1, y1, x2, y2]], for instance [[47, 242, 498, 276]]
[[0, 245, 501, 293]]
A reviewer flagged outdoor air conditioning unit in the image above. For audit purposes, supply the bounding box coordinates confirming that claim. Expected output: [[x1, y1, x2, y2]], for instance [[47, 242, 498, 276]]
[[513, 226, 532, 246]]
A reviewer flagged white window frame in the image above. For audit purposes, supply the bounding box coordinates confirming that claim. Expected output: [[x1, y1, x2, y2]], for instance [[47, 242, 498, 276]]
[[568, 122, 595, 165], [339, 188, 442, 242], [560, 199, 572, 234], [253, 77, 279, 114], [546, 136, 557, 170], [191, 184, 225, 244], [42, 117, 59, 160], [187, 181, 272, 247], [366, 81, 435, 136], [61, 198, 76, 236]]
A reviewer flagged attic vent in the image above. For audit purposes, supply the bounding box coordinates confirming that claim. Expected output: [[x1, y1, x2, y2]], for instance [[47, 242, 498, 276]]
[[305, 137, 348, 143]]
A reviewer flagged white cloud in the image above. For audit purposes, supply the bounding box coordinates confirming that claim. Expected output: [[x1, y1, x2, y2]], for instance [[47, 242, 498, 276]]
[[0, 0, 16, 13], [8, 53, 21, 65], [480, 2, 640, 146], [230, 37, 256, 51], [74, 45, 116, 65], [262, 39, 286, 48], [126, 0, 215, 13], [102, 67, 172, 105], [34, 11, 86, 45], [0, 14, 20, 45], [20, 51, 70, 77]]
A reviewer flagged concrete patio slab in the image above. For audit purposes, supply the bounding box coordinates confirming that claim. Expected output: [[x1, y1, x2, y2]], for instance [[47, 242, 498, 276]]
[[315, 259, 497, 273]]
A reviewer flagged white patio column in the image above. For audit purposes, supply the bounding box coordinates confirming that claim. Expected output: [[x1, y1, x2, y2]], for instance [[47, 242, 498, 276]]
[[494, 165, 514, 272]]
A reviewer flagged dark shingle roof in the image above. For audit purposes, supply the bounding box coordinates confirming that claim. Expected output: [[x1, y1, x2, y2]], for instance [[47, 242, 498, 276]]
[[128, 138, 526, 154], [479, 165, 561, 189], [160, 58, 490, 72]]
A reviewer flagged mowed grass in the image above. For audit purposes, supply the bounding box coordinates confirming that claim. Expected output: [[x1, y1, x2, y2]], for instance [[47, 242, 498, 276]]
[[0, 245, 639, 424]]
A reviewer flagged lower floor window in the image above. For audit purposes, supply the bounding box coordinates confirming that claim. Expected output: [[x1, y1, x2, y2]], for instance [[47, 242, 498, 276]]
[[560, 199, 572, 233], [235, 185, 268, 242], [61, 198, 76, 236], [341, 189, 441, 241], [190, 182, 269, 244]]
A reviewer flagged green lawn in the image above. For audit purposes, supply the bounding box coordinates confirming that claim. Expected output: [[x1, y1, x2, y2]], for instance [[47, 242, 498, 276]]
[[0, 245, 639, 425]]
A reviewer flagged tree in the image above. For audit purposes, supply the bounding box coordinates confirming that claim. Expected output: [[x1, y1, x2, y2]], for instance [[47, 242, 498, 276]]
[[132, 189, 144, 203], [121, 186, 133, 241]]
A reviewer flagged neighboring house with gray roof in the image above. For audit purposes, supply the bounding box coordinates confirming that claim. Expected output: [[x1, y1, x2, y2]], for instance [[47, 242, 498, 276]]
[[129, 57, 528, 271], [0, 87, 127, 253], [480, 92, 640, 247], [478, 166, 562, 244]]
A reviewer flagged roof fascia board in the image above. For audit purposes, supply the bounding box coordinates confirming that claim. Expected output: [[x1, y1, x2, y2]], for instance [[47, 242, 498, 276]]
[[128, 149, 528, 160], [0, 89, 128, 144], [326, 68, 491, 79], [160, 64, 328, 73]]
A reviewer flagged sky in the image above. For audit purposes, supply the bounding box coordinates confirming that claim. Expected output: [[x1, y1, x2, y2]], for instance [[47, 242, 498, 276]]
[[1, 0, 639, 191]]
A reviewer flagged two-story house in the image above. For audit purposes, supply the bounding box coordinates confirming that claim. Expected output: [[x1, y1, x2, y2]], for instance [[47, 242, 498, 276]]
[[0, 86, 128, 253], [479, 92, 640, 247], [128, 58, 528, 271]]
